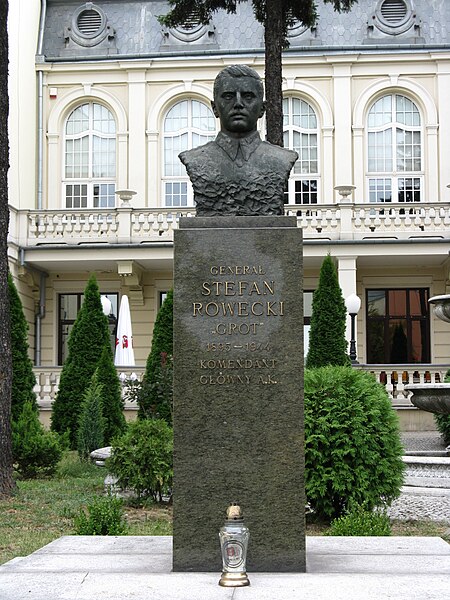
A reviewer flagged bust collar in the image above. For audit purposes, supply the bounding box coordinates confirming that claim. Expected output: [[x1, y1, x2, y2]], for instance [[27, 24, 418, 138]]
[[215, 130, 262, 162]]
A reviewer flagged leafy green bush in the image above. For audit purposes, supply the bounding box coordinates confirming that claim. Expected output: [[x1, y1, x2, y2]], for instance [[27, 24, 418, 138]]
[[12, 401, 62, 478], [435, 369, 450, 445], [73, 494, 128, 535], [326, 504, 391, 536], [108, 419, 173, 503], [139, 290, 173, 421], [77, 372, 105, 460], [305, 366, 404, 521]]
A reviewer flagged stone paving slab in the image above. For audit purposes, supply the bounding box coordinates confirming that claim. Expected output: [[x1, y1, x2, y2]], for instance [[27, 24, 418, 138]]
[[29, 535, 172, 557], [0, 572, 231, 600], [1, 572, 449, 600], [1, 536, 449, 600], [306, 536, 450, 555]]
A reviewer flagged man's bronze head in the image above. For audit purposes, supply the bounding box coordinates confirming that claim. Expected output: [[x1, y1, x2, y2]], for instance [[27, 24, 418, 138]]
[[212, 65, 266, 137], [213, 65, 264, 100]]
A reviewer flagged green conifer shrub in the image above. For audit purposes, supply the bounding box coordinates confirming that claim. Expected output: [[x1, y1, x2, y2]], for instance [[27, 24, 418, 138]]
[[77, 372, 105, 460], [108, 418, 173, 503], [138, 289, 173, 421], [434, 369, 450, 445], [96, 344, 126, 443], [306, 255, 351, 368], [51, 275, 111, 448], [305, 366, 404, 521], [12, 401, 62, 478], [73, 493, 128, 535], [8, 274, 38, 421]]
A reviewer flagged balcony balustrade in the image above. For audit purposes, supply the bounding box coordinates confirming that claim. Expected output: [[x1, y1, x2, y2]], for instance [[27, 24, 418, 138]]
[[33, 363, 450, 415], [8, 201, 450, 248], [353, 363, 450, 406], [33, 366, 145, 414]]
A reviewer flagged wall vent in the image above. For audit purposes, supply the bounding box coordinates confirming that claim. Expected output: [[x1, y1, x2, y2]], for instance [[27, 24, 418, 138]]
[[380, 1, 408, 25], [163, 8, 215, 46], [367, 0, 420, 39], [178, 9, 201, 32], [63, 3, 117, 54], [77, 9, 102, 36]]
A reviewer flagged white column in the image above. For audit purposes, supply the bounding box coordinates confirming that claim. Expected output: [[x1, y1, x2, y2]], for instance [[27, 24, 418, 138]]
[[436, 61, 450, 201], [426, 125, 439, 202], [147, 130, 160, 208], [117, 132, 129, 192], [46, 133, 60, 208], [127, 70, 147, 207], [322, 126, 334, 203], [333, 63, 353, 195], [353, 126, 364, 201], [337, 256, 358, 347]]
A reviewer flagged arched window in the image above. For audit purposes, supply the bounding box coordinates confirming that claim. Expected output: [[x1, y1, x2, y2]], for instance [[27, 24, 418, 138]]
[[64, 102, 116, 208], [283, 97, 319, 205], [163, 99, 216, 207], [367, 94, 422, 203]]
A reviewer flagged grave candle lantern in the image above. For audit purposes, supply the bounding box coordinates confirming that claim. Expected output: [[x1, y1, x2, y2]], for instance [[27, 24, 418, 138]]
[[218, 503, 250, 587]]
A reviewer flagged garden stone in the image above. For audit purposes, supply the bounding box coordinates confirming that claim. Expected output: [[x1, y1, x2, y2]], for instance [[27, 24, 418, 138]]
[[90, 446, 112, 467]]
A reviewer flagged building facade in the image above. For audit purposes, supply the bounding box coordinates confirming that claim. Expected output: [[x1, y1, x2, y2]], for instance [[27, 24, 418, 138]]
[[7, 0, 450, 428]]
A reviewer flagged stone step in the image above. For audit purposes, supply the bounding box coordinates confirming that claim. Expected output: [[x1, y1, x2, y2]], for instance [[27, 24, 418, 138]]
[[403, 456, 450, 488], [405, 450, 450, 457]]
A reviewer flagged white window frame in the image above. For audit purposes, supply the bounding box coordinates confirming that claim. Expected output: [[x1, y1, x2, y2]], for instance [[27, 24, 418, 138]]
[[283, 96, 320, 206], [62, 102, 117, 209], [162, 98, 216, 208], [366, 94, 423, 203]]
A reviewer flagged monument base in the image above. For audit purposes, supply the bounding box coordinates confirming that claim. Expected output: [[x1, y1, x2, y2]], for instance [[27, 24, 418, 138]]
[[173, 216, 305, 572]]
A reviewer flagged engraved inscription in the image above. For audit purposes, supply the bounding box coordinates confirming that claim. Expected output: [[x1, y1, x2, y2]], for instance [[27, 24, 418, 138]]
[[193, 265, 284, 386]]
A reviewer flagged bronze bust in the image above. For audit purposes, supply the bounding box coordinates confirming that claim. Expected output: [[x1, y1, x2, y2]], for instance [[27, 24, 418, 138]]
[[179, 65, 298, 216]]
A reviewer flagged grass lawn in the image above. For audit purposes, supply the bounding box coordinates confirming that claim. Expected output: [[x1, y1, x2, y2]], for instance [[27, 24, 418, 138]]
[[0, 452, 448, 566], [0, 452, 172, 566]]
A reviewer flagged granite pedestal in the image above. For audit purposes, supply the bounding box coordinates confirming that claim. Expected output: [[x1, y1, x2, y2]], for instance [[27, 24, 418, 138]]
[[173, 216, 305, 572]]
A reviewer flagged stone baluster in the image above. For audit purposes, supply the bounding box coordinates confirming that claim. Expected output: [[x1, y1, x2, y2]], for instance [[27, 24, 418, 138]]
[[396, 370, 407, 402], [73, 213, 83, 234], [41, 372, 53, 408], [385, 372, 394, 401]]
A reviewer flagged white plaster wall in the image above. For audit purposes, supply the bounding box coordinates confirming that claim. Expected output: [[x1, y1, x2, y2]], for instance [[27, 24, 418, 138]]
[[8, 0, 40, 210]]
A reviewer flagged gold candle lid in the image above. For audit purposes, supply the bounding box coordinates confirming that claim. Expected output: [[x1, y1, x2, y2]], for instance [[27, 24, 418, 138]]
[[226, 503, 242, 520]]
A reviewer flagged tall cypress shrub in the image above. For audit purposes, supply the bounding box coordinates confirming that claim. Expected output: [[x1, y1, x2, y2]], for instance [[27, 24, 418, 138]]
[[51, 275, 110, 447], [8, 273, 38, 421], [77, 371, 105, 460], [138, 289, 173, 421], [96, 344, 126, 443], [306, 254, 351, 368]]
